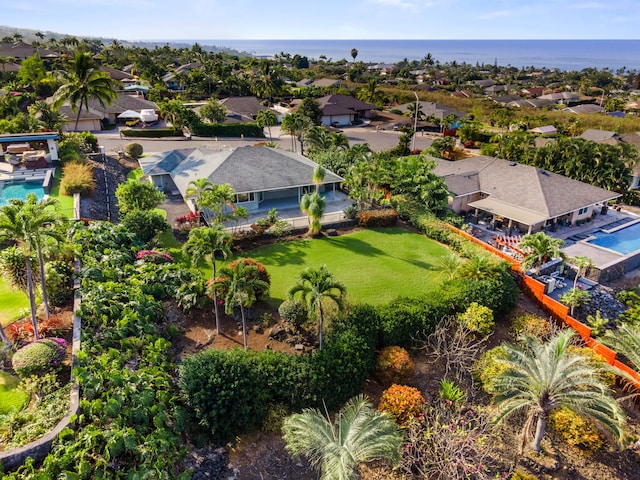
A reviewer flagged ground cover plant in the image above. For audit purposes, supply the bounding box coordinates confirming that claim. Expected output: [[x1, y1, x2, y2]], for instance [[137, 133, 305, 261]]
[[242, 227, 450, 305], [0, 371, 29, 415]]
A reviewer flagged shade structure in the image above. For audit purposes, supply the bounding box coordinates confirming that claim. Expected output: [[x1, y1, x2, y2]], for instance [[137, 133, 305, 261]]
[[117, 110, 141, 119]]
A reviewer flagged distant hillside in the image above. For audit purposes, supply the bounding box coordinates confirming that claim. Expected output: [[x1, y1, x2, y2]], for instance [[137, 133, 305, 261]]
[[0, 25, 245, 55]]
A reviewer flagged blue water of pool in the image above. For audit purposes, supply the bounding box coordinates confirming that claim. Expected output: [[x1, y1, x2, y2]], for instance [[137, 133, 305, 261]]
[[588, 222, 640, 255], [0, 181, 45, 206]]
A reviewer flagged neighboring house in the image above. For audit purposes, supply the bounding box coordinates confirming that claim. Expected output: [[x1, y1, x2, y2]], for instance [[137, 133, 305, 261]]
[[508, 98, 555, 108], [162, 62, 202, 90], [432, 155, 620, 234], [563, 103, 605, 114], [310, 78, 343, 88], [0, 41, 58, 60], [219, 96, 274, 123], [392, 101, 464, 121], [531, 125, 558, 135], [100, 66, 135, 83], [317, 94, 378, 126], [53, 92, 159, 131], [484, 84, 517, 94], [521, 87, 546, 97], [579, 128, 619, 143], [367, 63, 395, 75], [451, 90, 472, 98], [492, 95, 522, 105], [538, 92, 580, 104], [137, 146, 344, 212], [473, 79, 495, 88], [0, 62, 20, 73]]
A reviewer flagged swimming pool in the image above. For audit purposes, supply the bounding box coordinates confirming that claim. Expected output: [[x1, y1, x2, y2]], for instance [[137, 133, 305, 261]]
[[0, 180, 45, 206], [588, 221, 640, 255]]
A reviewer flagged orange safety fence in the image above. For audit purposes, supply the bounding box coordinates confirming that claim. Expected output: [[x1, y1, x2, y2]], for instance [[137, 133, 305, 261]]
[[446, 223, 640, 391]]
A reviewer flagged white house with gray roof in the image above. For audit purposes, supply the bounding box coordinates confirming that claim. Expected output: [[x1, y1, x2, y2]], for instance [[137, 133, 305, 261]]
[[138, 145, 344, 213], [432, 155, 620, 234]]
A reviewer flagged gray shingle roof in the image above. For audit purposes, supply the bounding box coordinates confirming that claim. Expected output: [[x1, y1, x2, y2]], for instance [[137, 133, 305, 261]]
[[432, 155, 620, 222], [139, 146, 343, 197]]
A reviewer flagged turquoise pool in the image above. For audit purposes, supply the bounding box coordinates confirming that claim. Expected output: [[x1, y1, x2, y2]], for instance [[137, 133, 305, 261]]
[[588, 222, 640, 255], [0, 180, 45, 206]]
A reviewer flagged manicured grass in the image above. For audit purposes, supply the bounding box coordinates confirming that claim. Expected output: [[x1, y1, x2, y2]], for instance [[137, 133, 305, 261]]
[[49, 167, 75, 218], [0, 279, 28, 327], [0, 372, 29, 415], [242, 227, 451, 306]]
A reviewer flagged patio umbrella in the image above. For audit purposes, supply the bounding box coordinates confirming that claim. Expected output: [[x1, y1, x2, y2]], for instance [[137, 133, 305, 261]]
[[117, 110, 141, 119]]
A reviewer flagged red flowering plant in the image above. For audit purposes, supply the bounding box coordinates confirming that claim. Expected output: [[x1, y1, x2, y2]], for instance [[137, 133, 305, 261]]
[[135, 249, 175, 264]]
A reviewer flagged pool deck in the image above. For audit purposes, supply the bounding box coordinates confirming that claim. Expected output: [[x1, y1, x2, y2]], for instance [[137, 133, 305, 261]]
[[0, 167, 55, 182]]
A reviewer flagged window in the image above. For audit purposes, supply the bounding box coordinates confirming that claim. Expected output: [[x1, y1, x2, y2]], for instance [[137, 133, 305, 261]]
[[577, 207, 589, 215], [235, 192, 255, 203]]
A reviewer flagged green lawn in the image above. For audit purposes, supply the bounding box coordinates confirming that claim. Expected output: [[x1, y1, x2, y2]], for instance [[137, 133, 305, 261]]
[[0, 371, 29, 415], [49, 167, 75, 218], [242, 227, 450, 306], [0, 277, 28, 327]]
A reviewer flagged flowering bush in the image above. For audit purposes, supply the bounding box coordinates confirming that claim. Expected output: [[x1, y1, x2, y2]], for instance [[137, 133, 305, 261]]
[[510, 313, 552, 340], [175, 211, 200, 225], [11, 338, 68, 378], [135, 249, 175, 264], [473, 346, 510, 395], [374, 346, 414, 387], [378, 384, 426, 427], [456, 302, 494, 336]]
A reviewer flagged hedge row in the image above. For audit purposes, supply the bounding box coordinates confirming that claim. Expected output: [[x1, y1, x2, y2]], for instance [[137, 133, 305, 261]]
[[121, 128, 181, 138], [357, 209, 399, 228], [191, 122, 264, 138]]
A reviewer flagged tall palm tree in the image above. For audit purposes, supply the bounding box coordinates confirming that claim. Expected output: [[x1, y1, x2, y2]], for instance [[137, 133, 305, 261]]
[[519, 232, 566, 275], [256, 109, 277, 142], [183, 225, 232, 335], [0, 194, 63, 339], [282, 395, 402, 480], [53, 51, 116, 131], [492, 330, 626, 453], [215, 259, 269, 350], [288, 265, 346, 349]]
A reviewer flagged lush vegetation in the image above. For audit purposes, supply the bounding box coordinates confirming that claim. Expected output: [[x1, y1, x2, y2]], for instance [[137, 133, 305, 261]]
[[0, 371, 29, 415]]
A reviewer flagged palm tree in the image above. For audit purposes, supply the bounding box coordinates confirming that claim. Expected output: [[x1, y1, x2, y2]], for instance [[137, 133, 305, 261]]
[[602, 324, 640, 377], [185, 178, 214, 215], [437, 252, 464, 280], [492, 330, 626, 453], [183, 225, 232, 335], [457, 255, 500, 281], [519, 232, 566, 275], [288, 265, 346, 349], [53, 51, 116, 131], [27, 100, 67, 133], [256, 109, 277, 142], [215, 259, 269, 350], [350, 48, 359, 62], [0, 194, 63, 339], [282, 395, 402, 480]]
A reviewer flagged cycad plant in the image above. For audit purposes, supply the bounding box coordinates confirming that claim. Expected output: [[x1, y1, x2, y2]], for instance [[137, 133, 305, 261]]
[[492, 330, 626, 453], [282, 395, 402, 480]]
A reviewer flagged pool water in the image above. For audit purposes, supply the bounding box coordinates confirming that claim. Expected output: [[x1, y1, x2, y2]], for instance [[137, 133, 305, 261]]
[[588, 222, 640, 255], [0, 181, 45, 206]]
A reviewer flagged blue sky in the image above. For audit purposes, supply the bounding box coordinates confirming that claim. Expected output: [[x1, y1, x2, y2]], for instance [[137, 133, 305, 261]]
[[3, 0, 639, 40]]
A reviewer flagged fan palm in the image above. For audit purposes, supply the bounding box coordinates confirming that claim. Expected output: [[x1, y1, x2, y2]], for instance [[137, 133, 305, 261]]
[[183, 225, 232, 335], [53, 51, 116, 132], [282, 395, 402, 480], [492, 330, 626, 453], [288, 265, 345, 349], [519, 232, 566, 275]]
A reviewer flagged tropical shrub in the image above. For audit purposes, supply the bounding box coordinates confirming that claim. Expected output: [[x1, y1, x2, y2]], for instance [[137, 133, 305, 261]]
[[567, 345, 616, 386], [510, 313, 552, 340], [378, 384, 426, 427], [473, 346, 510, 395], [135, 249, 174, 264], [374, 346, 414, 387], [456, 302, 494, 336], [439, 379, 466, 404], [343, 204, 358, 219], [357, 209, 398, 228], [11, 338, 68, 378], [548, 406, 604, 452], [60, 161, 95, 196], [45, 260, 74, 307], [267, 220, 292, 238], [121, 209, 170, 243], [278, 299, 308, 325], [115, 180, 165, 215], [511, 471, 539, 480], [125, 142, 143, 159], [261, 403, 289, 433]]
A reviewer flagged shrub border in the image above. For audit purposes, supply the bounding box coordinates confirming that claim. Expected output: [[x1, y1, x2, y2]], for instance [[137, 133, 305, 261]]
[[0, 263, 82, 472]]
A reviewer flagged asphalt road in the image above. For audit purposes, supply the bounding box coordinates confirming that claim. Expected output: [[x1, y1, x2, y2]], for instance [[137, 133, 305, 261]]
[[93, 125, 437, 156]]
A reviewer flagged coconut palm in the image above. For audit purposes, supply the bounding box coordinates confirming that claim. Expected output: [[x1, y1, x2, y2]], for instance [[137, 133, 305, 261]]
[[282, 395, 402, 480], [27, 100, 67, 133], [492, 330, 626, 453], [53, 51, 116, 132], [200, 183, 236, 225], [183, 225, 232, 335], [288, 265, 345, 349], [215, 259, 269, 350], [256, 109, 277, 142], [519, 232, 566, 275]]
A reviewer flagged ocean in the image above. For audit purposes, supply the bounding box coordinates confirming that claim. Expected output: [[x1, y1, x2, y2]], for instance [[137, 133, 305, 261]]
[[179, 39, 639, 72]]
